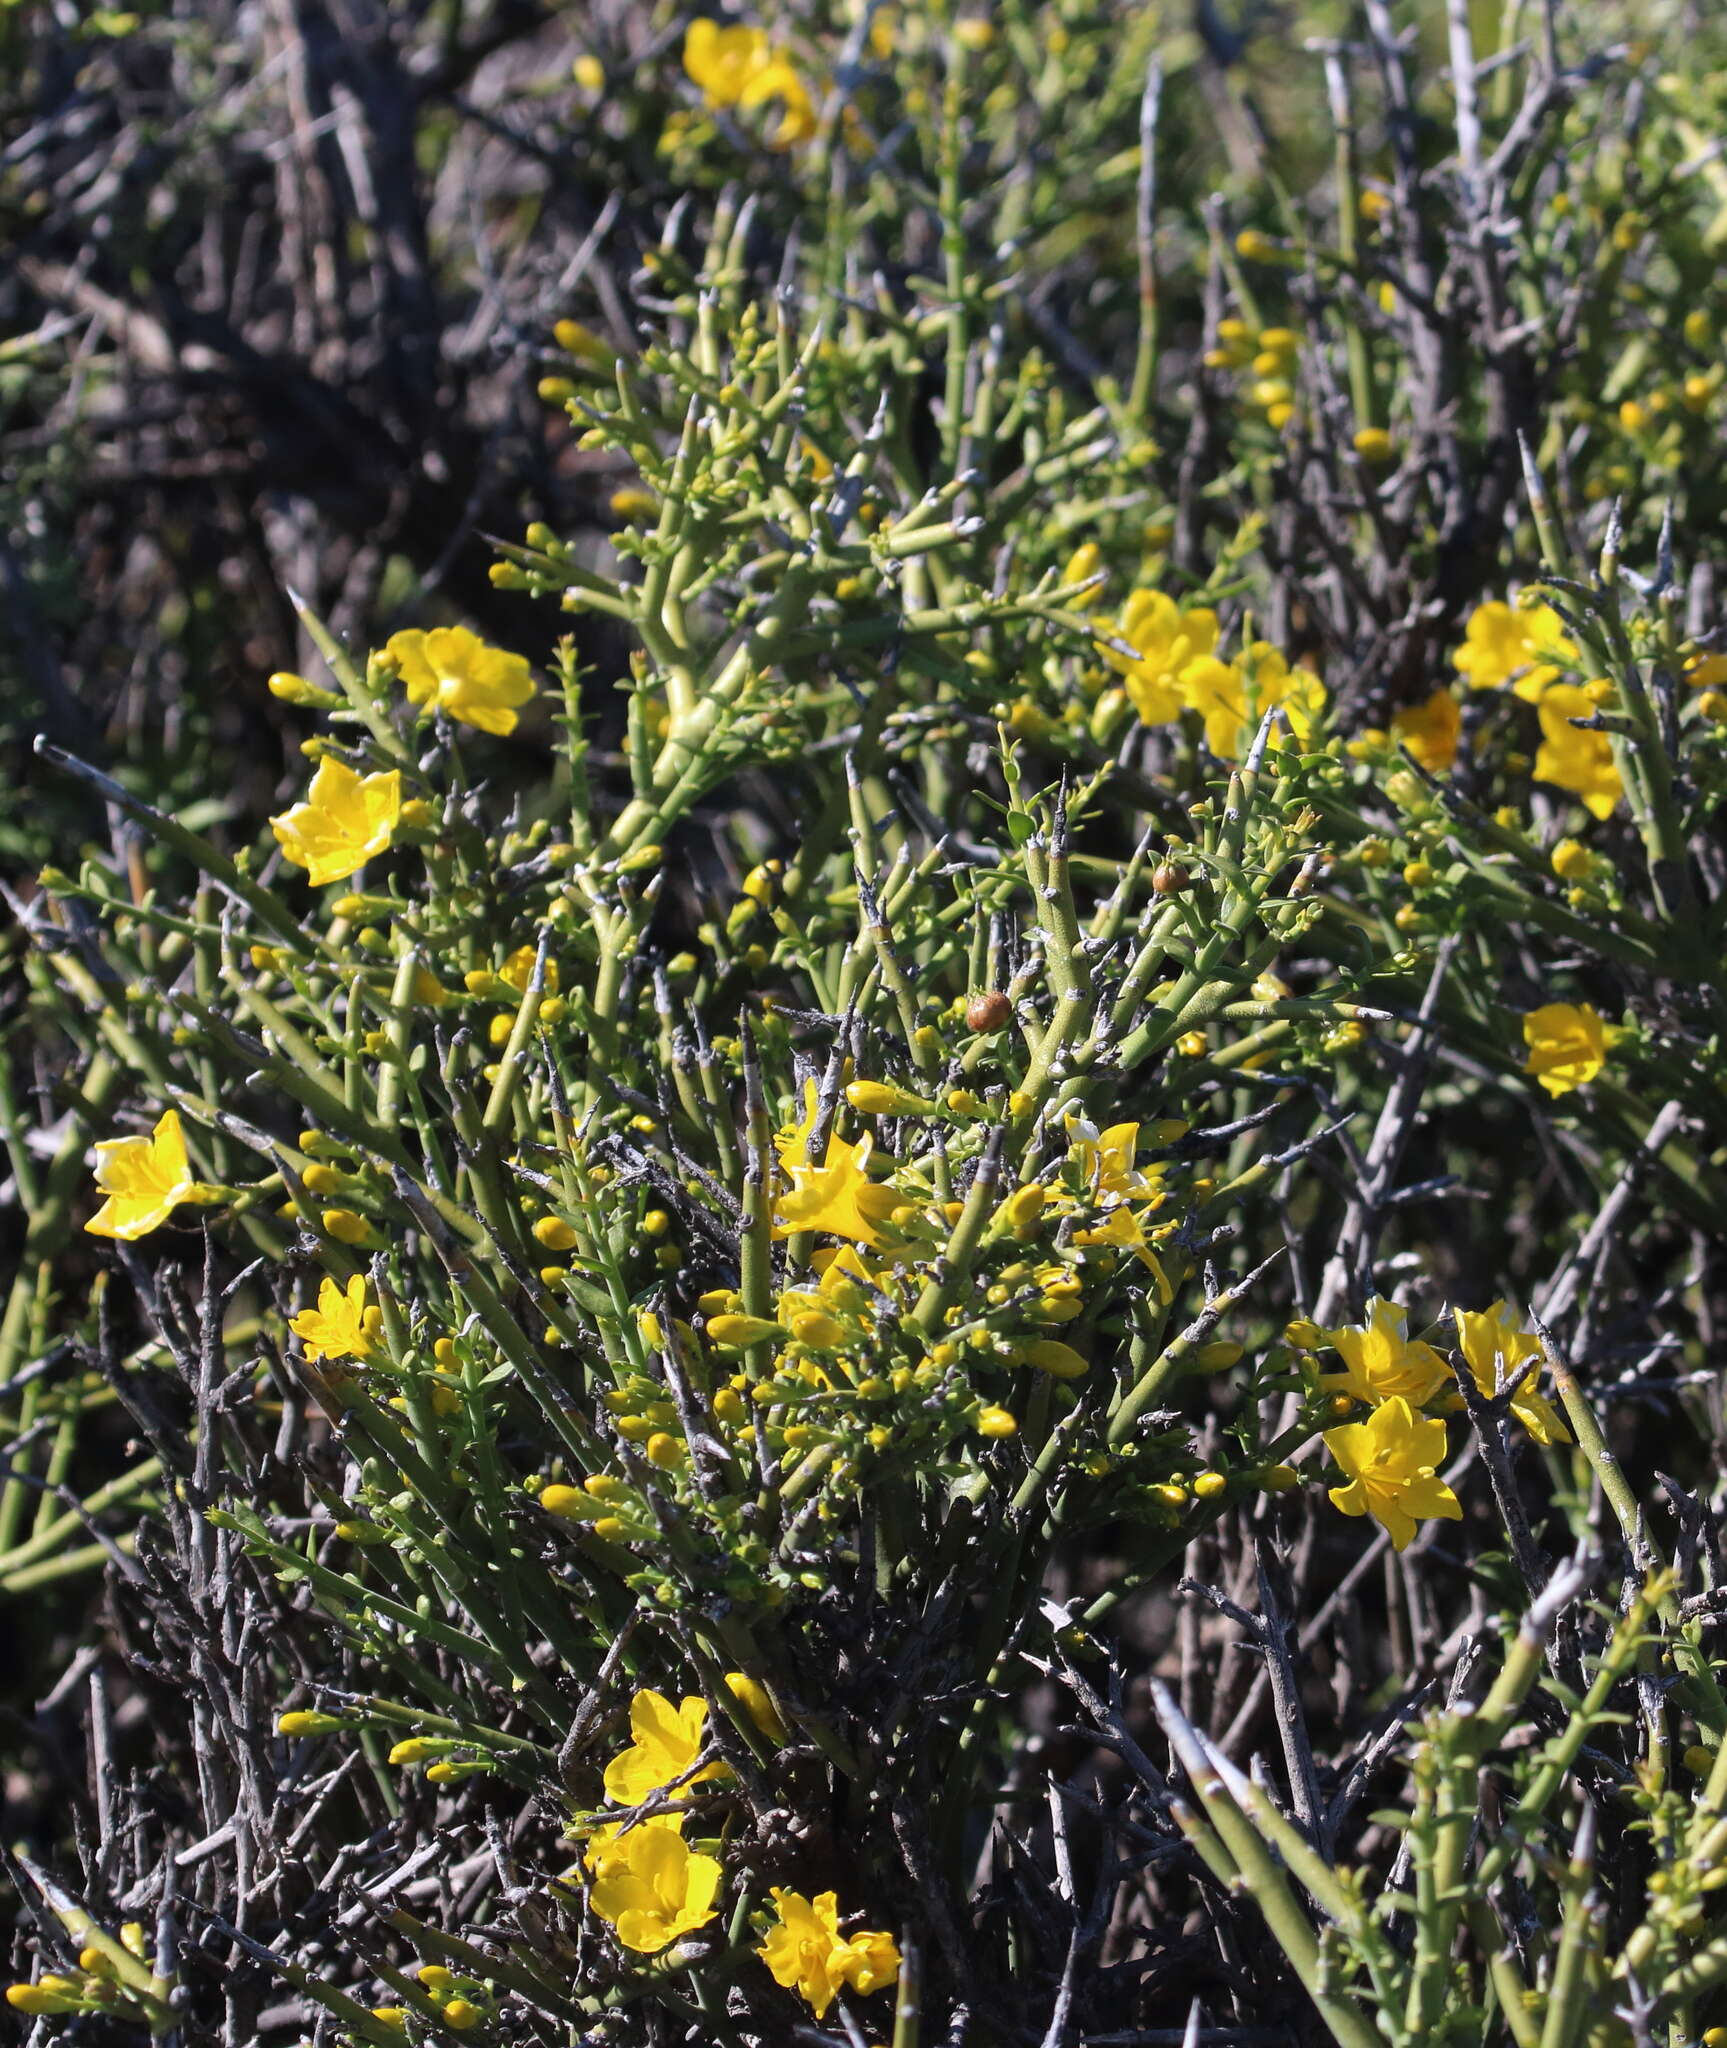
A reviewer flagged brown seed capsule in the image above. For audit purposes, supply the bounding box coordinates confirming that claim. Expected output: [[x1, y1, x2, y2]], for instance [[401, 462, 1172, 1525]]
[[966, 991, 1013, 1033], [1152, 862, 1190, 894]]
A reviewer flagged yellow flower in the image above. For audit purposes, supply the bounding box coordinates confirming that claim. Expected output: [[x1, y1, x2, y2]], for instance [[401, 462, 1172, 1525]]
[[603, 1690, 723, 1805], [1319, 1296, 1449, 1408], [1534, 683, 1622, 818], [1061, 1119, 1171, 1298], [289, 1275, 380, 1363], [86, 1109, 199, 1240], [683, 20, 816, 146], [684, 19, 769, 101], [384, 626, 536, 737], [1454, 1300, 1570, 1445], [757, 1888, 901, 2018], [1104, 590, 1221, 725], [1522, 1001, 1609, 1097], [1182, 642, 1324, 759], [270, 757, 402, 887], [499, 945, 560, 996], [1323, 1396, 1463, 1552], [585, 1815, 723, 1953], [1683, 652, 1727, 690], [1067, 1118, 1161, 1208], [1452, 599, 1577, 700], [1390, 688, 1461, 772], [773, 1087, 902, 1247], [775, 1130, 902, 1245]]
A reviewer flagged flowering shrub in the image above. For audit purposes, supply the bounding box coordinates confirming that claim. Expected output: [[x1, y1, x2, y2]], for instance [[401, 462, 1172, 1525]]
[[11, 2, 1727, 2045]]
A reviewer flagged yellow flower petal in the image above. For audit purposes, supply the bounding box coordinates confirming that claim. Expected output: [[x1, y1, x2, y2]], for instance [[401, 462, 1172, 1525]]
[[86, 1109, 196, 1240]]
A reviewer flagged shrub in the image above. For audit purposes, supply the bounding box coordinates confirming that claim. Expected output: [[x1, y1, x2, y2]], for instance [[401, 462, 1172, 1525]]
[[9, 3, 1727, 2045]]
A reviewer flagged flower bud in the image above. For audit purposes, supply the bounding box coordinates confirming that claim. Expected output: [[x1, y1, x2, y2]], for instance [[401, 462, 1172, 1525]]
[[725, 1670, 790, 1742], [1022, 1339, 1088, 1380], [846, 1079, 931, 1116], [322, 1208, 373, 1245], [707, 1314, 786, 1348], [277, 1708, 347, 1737], [267, 670, 342, 709]]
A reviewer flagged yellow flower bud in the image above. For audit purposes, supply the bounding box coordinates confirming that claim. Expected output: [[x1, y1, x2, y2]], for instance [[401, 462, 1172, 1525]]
[[1175, 1030, 1208, 1058], [321, 1208, 372, 1245], [277, 1709, 346, 1736], [1618, 398, 1647, 433], [444, 1999, 484, 2030], [645, 1431, 685, 1469], [976, 1405, 1018, 1438], [538, 1484, 592, 1521], [954, 16, 995, 48], [387, 1738, 439, 1764], [1193, 1470, 1228, 1500], [267, 670, 341, 708], [554, 317, 615, 366], [7, 1984, 87, 2016], [707, 1314, 785, 1348], [533, 1215, 579, 1251], [1550, 838, 1595, 881], [1004, 1183, 1046, 1235], [725, 1670, 790, 1742], [845, 1079, 931, 1115], [1258, 1463, 1300, 1493], [1236, 228, 1278, 261], [1022, 1339, 1088, 1380]]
